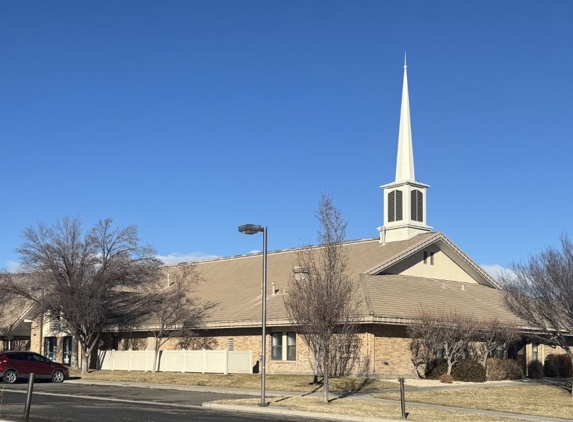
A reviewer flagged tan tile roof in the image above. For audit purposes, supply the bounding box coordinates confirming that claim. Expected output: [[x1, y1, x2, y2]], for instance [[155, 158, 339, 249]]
[[0, 297, 35, 335], [360, 274, 519, 324], [176, 232, 511, 329]]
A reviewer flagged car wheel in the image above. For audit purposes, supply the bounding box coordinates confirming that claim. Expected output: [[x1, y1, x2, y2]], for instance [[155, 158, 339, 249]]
[[3, 370, 18, 384], [51, 369, 65, 383]]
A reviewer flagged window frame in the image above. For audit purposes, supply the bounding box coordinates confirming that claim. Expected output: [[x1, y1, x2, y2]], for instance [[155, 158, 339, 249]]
[[271, 332, 283, 361], [286, 332, 296, 361]]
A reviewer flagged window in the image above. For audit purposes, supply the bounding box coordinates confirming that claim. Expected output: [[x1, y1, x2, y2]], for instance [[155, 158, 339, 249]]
[[493, 344, 504, 359], [532, 344, 538, 362], [271, 333, 282, 360], [31, 353, 49, 363], [286, 332, 296, 361], [271, 332, 297, 361], [411, 190, 423, 222], [423, 251, 428, 264], [63, 336, 72, 366], [430, 252, 434, 265], [388, 190, 403, 222], [44, 337, 57, 361]]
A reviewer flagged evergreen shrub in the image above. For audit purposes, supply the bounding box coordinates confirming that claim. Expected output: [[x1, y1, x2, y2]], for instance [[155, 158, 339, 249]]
[[451, 359, 486, 382], [528, 360, 544, 379], [545, 354, 573, 378], [425, 360, 448, 380]]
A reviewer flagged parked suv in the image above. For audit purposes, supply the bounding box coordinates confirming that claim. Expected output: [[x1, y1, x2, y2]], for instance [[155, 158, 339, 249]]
[[0, 351, 69, 383]]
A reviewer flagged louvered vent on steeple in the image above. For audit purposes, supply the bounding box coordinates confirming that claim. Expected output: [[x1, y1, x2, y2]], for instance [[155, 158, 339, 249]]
[[388, 190, 403, 222], [411, 189, 423, 222]]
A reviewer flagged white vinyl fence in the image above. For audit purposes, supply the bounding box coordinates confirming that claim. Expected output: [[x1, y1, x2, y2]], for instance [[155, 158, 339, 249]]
[[96, 349, 253, 374]]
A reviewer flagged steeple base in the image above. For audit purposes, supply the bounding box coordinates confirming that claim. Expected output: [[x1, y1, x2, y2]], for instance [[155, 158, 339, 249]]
[[378, 224, 432, 244]]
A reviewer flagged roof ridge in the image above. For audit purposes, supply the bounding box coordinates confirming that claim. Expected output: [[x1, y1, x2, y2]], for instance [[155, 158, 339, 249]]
[[359, 274, 375, 316], [168, 237, 379, 267]]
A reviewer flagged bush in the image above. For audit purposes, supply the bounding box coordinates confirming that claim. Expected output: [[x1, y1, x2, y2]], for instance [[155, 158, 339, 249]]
[[505, 359, 524, 379], [557, 354, 573, 377], [451, 359, 486, 382], [544, 354, 559, 377], [425, 360, 448, 380], [439, 373, 454, 383], [545, 354, 573, 378], [487, 358, 523, 381], [528, 360, 544, 379]]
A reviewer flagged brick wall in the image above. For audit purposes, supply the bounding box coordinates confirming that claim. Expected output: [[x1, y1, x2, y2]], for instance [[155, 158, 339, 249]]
[[372, 325, 416, 377], [98, 324, 423, 377]]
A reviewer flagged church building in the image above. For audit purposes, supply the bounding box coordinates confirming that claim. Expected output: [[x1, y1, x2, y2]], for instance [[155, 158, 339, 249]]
[[5, 62, 546, 377], [117, 61, 523, 377]]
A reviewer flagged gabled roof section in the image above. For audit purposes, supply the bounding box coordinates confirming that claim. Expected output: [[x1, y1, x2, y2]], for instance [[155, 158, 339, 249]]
[[359, 274, 518, 325], [166, 232, 500, 329], [0, 297, 36, 337], [365, 232, 501, 289]]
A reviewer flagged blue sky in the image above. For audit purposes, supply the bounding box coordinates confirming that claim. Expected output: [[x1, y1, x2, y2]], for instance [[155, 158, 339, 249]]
[[1, 1, 572, 276]]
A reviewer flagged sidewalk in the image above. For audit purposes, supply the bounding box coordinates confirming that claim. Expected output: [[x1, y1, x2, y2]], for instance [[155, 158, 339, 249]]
[[67, 379, 573, 422]]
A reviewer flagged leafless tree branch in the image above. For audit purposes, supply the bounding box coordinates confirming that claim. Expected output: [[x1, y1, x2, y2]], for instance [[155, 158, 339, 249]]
[[284, 195, 361, 403]]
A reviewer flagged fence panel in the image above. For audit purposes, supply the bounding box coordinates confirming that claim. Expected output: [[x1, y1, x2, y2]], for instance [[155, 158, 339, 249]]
[[97, 349, 252, 374]]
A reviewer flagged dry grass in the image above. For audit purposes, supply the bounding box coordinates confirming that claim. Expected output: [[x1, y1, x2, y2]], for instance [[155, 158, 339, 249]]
[[71, 370, 397, 393], [214, 397, 517, 422], [73, 370, 573, 420], [375, 384, 573, 420]]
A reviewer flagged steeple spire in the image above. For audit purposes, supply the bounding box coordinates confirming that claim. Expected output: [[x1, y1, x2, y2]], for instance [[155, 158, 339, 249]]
[[395, 56, 415, 182], [378, 59, 432, 243]]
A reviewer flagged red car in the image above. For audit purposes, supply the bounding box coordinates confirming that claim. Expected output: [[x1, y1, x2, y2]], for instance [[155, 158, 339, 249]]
[[0, 351, 69, 383]]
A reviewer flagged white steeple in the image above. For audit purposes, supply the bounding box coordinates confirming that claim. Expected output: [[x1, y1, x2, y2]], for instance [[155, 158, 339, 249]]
[[378, 59, 432, 243], [395, 56, 415, 182]]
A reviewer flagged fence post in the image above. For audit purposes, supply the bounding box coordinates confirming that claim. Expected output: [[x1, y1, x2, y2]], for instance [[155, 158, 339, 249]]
[[224, 349, 229, 375], [202, 349, 206, 374], [399, 376, 406, 419], [23, 373, 35, 422]]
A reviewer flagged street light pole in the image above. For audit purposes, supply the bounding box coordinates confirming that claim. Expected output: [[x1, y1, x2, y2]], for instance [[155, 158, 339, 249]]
[[238, 224, 268, 407]]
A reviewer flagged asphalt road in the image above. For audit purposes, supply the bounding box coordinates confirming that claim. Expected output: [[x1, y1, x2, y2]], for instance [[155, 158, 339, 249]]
[[0, 382, 325, 422]]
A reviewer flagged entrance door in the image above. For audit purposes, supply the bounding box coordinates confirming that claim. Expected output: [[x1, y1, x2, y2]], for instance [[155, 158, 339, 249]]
[[44, 337, 57, 361], [63, 337, 72, 365]]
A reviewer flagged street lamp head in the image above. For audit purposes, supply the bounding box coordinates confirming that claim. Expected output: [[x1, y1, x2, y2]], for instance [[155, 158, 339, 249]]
[[238, 224, 264, 235]]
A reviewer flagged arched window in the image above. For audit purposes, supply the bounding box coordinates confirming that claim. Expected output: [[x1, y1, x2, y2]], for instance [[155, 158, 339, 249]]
[[411, 189, 423, 222], [388, 190, 403, 222]]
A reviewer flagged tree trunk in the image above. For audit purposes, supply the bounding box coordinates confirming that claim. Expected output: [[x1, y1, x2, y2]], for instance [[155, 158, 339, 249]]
[[446, 359, 453, 376], [153, 338, 160, 372], [82, 350, 89, 374], [481, 352, 489, 379], [323, 351, 329, 403]]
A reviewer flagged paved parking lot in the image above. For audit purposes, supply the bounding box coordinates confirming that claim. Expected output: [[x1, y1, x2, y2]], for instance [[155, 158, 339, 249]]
[[0, 382, 325, 422]]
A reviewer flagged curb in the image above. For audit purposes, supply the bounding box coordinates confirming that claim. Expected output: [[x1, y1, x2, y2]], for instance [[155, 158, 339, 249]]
[[202, 402, 399, 422]]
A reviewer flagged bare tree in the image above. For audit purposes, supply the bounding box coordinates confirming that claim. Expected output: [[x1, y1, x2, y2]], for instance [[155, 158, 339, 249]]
[[142, 264, 214, 372], [0, 217, 162, 373], [474, 318, 520, 376], [284, 195, 361, 403], [408, 308, 476, 376], [501, 234, 573, 393]]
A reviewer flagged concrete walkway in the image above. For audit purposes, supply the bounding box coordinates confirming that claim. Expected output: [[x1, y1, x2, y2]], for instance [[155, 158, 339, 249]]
[[66, 379, 573, 422]]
